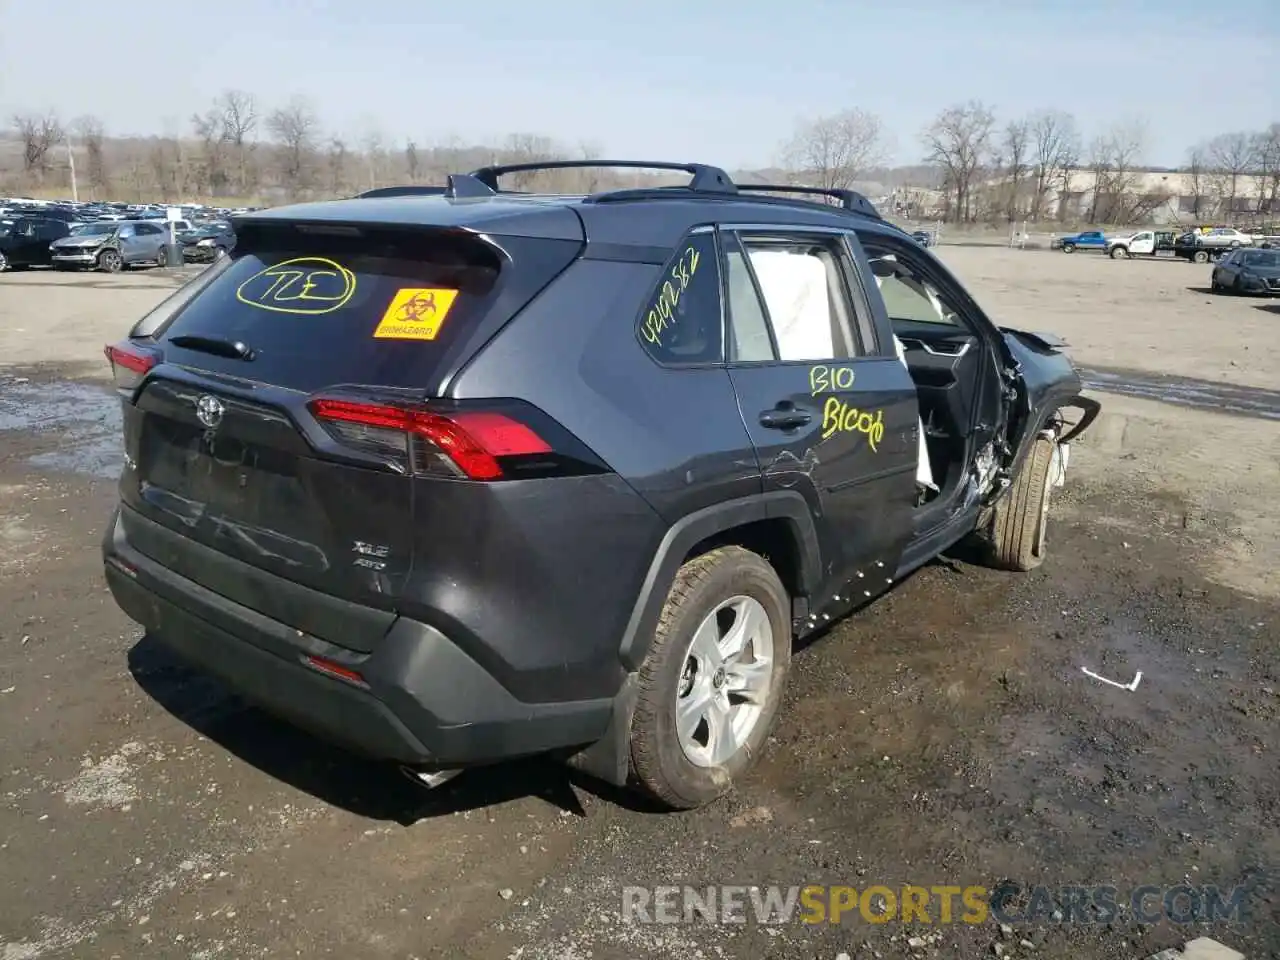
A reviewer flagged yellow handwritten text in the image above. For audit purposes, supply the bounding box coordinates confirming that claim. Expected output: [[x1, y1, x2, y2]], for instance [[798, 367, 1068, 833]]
[[641, 244, 702, 346], [809, 364, 856, 395], [820, 396, 885, 450], [236, 257, 357, 315]]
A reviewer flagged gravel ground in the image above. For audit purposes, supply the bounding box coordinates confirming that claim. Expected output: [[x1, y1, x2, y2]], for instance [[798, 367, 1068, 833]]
[[0, 251, 1276, 959]]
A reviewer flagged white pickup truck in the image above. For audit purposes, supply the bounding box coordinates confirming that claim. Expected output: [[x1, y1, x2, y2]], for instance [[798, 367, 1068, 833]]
[[1103, 230, 1179, 259]]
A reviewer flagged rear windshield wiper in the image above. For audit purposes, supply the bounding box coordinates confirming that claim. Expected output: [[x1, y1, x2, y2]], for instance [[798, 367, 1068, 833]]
[[168, 334, 254, 361]]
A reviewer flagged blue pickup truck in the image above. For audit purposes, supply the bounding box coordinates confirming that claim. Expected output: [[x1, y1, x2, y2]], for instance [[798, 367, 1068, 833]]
[[1051, 230, 1108, 253]]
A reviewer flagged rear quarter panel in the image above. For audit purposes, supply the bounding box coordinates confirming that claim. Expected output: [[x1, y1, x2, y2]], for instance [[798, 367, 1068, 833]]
[[441, 259, 761, 699]]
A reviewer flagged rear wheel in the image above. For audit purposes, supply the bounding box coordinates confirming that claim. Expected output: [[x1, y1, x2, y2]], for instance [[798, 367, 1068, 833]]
[[1061, 243, 1076, 253], [629, 546, 791, 810], [0, 251, 7, 272], [988, 435, 1056, 572], [97, 249, 123, 273]]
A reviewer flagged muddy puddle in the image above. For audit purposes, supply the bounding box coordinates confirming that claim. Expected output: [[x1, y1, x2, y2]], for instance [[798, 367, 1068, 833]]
[[0, 375, 122, 478], [1079, 365, 1280, 420]]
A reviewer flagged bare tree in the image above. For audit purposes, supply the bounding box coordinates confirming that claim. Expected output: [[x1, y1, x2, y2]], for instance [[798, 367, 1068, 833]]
[[361, 129, 386, 190], [12, 112, 65, 184], [921, 101, 995, 222], [191, 108, 229, 197], [216, 90, 258, 196], [327, 137, 349, 195], [71, 115, 110, 196], [999, 119, 1031, 222], [405, 140, 420, 182], [1254, 123, 1280, 214], [1028, 110, 1079, 220], [1086, 120, 1153, 224], [499, 133, 560, 189], [1207, 132, 1256, 216], [782, 108, 888, 194], [1184, 143, 1209, 219], [268, 97, 320, 191]]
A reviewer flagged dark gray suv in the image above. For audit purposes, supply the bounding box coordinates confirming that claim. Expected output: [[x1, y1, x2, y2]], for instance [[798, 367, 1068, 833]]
[[101, 161, 1099, 809]]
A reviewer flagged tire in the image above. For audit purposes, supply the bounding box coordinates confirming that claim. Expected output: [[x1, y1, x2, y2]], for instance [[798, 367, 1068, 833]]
[[0, 251, 7, 272], [1061, 243, 1075, 253], [97, 249, 123, 273], [988, 435, 1056, 572], [1193, 250, 1209, 264], [629, 546, 791, 810], [213, 245, 227, 260], [1109, 245, 1128, 259]]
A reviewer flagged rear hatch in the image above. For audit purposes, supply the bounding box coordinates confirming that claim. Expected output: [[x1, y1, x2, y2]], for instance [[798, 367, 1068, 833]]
[[109, 211, 583, 650]]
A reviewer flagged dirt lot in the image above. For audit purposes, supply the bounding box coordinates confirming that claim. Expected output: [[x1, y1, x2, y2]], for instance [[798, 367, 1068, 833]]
[[0, 252, 1277, 960]]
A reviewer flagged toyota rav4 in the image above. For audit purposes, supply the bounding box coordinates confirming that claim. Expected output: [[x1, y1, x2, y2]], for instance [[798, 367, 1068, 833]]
[[101, 161, 1100, 810]]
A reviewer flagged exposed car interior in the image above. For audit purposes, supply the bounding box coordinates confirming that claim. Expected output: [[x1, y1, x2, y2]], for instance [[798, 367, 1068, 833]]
[[864, 246, 989, 509]]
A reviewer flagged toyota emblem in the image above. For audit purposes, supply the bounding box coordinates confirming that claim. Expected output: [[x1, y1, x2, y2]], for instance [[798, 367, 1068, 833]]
[[196, 394, 225, 429]]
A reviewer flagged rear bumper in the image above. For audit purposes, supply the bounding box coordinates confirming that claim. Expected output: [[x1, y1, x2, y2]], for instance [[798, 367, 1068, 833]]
[[103, 506, 614, 766]]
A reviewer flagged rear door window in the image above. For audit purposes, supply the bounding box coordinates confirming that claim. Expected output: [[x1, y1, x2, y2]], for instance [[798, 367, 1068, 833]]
[[150, 229, 573, 394]]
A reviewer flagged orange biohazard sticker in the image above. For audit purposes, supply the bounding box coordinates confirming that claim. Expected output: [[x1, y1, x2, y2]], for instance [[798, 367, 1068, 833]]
[[372, 288, 459, 340]]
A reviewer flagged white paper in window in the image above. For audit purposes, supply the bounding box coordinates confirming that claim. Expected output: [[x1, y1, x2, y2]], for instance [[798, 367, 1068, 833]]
[[747, 250, 833, 361]]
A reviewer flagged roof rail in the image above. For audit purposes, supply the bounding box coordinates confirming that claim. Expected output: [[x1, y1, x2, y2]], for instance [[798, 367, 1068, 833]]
[[734, 184, 881, 219], [468, 160, 737, 194], [355, 185, 447, 199]]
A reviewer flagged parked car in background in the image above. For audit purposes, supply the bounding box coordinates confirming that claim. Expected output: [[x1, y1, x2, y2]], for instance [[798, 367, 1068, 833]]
[[1051, 230, 1107, 253], [0, 216, 71, 270], [1211, 247, 1280, 295], [1195, 226, 1253, 248], [910, 230, 932, 247], [51, 220, 168, 272], [179, 221, 236, 262], [1173, 229, 1253, 263]]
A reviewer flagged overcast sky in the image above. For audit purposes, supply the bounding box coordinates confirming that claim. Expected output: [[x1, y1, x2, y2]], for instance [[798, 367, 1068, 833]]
[[1, 0, 1277, 169]]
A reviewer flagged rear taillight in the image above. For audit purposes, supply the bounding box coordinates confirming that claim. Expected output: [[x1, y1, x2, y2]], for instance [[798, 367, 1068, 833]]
[[104, 341, 159, 391], [308, 398, 553, 480]]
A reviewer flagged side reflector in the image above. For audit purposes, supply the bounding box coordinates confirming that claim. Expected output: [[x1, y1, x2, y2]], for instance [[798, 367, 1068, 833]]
[[302, 654, 368, 688]]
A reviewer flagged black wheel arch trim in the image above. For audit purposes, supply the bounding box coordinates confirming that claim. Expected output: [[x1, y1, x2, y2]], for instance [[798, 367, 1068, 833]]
[[616, 491, 820, 671], [569, 491, 821, 788], [1057, 394, 1101, 444]]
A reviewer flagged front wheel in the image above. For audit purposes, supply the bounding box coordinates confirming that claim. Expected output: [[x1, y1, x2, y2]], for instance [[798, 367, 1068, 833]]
[[988, 436, 1057, 571], [0, 251, 7, 272], [1193, 250, 1210, 264], [1109, 246, 1128, 259], [629, 546, 791, 810], [97, 249, 123, 273]]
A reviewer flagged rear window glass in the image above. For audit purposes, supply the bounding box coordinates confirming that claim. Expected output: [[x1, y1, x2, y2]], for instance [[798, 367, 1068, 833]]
[[154, 240, 502, 393]]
